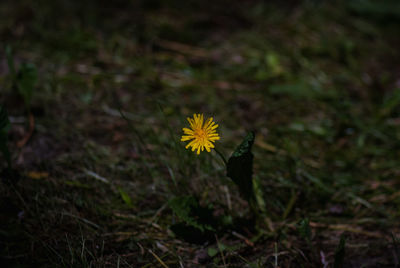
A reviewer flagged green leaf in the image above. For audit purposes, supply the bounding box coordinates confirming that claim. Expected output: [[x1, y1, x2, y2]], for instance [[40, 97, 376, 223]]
[[5, 45, 16, 78], [168, 196, 215, 232], [380, 88, 400, 118], [5, 46, 37, 109], [17, 63, 37, 108], [207, 247, 218, 257], [226, 132, 255, 201], [298, 218, 312, 243], [217, 243, 227, 252], [333, 234, 346, 268], [0, 105, 10, 131], [253, 176, 266, 213], [0, 105, 11, 168], [118, 187, 133, 208], [208, 243, 228, 258]]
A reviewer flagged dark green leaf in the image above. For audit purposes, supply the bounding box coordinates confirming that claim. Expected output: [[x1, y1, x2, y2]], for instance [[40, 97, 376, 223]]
[[348, 0, 400, 20], [0, 105, 11, 168], [0, 105, 10, 131], [168, 196, 215, 232], [391, 233, 399, 263], [5, 45, 16, 77], [5, 46, 37, 108], [334, 234, 346, 268], [298, 218, 312, 243], [169, 222, 213, 244], [226, 132, 255, 201], [17, 63, 37, 108], [0, 141, 11, 168], [380, 89, 400, 118]]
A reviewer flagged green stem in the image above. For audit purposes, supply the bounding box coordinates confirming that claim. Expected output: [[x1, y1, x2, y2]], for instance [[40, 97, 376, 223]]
[[214, 147, 227, 166]]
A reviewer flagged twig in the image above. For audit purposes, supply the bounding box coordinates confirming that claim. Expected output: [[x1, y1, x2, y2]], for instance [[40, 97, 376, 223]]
[[148, 249, 169, 268], [282, 191, 299, 220], [157, 39, 209, 58], [215, 235, 227, 268], [150, 203, 168, 223], [62, 211, 101, 230], [84, 169, 109, 184], [223, 186, 232, 211], [102, 105, 141, 121], [309, 221, 387, 239], [231, 231, 254, 247]]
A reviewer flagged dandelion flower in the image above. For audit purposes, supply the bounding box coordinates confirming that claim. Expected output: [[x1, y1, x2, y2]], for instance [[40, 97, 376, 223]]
[[181, 114, 220, 155]]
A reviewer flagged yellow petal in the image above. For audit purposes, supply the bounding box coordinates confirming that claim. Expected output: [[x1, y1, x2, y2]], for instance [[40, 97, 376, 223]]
[[181, 135, 194, 141], [185, 139, 197, 149], [183, 128, 194, 134], [199, 114, 204, 127], [204, 117, 213, 129]]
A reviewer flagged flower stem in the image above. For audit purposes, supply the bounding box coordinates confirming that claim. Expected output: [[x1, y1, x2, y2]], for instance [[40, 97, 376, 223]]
[[214, 147, 227, 166]]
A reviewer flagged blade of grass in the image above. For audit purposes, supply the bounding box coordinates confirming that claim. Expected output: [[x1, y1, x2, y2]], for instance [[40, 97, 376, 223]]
[[333, 234, 346, 268]]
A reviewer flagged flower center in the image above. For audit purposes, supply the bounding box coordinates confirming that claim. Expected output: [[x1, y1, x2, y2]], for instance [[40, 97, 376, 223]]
[[194, 129, 207, 140]]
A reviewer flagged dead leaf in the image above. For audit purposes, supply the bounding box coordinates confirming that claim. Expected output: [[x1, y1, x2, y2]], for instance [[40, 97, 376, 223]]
[[26, 171, 49, 179]]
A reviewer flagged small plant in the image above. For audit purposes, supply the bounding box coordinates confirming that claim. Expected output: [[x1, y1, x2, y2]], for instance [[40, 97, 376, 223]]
[[6, 45, 37, 148], [6, 45, 38, 110], [170, 113, 266, 234]]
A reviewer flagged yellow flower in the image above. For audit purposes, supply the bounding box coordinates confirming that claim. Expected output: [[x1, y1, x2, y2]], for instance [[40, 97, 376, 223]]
[[181, 114, 220, 155]]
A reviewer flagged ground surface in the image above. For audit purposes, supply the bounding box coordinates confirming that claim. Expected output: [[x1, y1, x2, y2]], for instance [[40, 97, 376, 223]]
[[1, 0, 400, 267]]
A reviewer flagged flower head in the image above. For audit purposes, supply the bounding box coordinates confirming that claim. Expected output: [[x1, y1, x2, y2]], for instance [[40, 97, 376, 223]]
[[181, 114, 220, 154]]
